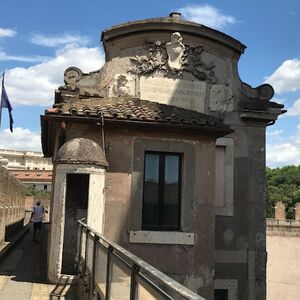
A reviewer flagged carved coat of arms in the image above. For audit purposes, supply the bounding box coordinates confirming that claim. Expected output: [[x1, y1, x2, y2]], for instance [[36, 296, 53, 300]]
[[129, 32, 217, 83]]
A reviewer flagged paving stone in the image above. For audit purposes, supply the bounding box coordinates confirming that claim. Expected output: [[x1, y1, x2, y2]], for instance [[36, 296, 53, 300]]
[[0, 226, 62, 300]]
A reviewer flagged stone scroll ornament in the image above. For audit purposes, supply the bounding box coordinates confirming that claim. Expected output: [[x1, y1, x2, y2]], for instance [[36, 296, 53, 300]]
[[63, 67, 104, 97], [64, 67, 83, 85], [129, 32, 217, 83]]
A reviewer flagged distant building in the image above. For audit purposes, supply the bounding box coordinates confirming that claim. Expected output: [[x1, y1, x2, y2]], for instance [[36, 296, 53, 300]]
[[10, 169, 52, 192], [0, 148, 52, 170], [0, 149, 53, 191]]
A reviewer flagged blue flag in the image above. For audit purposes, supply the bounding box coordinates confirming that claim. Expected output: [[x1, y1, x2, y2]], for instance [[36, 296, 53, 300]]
[[1, 74, 14, 132]]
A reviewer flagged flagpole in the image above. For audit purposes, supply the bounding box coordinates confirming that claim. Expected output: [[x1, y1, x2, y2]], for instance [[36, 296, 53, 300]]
[[0, 72, 4, 129]]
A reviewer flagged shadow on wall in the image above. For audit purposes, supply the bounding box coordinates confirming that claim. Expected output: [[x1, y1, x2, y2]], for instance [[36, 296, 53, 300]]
[[5, 219, 24, 241], [0, 206, 25, 243]]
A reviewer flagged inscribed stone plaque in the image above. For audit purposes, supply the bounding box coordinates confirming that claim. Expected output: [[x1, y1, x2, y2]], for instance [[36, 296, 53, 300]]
[[139, 77, 206, 112]]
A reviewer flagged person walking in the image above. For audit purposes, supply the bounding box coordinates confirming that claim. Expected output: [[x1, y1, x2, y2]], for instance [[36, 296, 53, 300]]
[[31, 200, 48, 242]]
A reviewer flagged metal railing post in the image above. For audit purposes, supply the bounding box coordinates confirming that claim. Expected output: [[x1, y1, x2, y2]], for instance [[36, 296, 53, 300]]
[[105, 245, 113, 300], [83, 227, 91, 295], [130, 264, 139, 300], [76, 222, 83, 273], [77, 220, 203, 300], [89, 235, 99, 300]]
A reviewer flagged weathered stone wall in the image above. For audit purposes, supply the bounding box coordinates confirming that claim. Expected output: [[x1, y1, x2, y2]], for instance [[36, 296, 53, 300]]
[[266, 219, 300, 300], [0, 166, 26, 244], [64, 124, 216, 299]]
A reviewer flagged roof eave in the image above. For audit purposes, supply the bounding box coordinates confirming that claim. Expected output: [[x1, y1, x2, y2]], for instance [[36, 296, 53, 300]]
[[42, 114, 233, 138]]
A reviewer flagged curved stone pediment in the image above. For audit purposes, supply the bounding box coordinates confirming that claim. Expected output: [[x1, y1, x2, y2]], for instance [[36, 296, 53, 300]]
[[54, 14, 284, 119]]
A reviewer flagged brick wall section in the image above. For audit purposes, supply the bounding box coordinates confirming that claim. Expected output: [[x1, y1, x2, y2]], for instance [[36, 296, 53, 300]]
[[0, 166, 26, 244]]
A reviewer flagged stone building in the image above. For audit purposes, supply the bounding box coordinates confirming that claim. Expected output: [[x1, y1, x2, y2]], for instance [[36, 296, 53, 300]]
[[41, 13, 284, 299], [10, 169, 52, 192], [0, 149, 53, 192]]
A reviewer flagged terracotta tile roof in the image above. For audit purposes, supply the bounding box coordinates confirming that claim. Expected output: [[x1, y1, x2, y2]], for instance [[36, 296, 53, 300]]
[[10, 170, 52, 182], [45, 97, 230, 130], [46, 108, 59, 113]]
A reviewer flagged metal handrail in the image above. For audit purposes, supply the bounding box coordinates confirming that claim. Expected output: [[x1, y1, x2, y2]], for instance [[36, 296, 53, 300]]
[[76, 219, 205, 300]]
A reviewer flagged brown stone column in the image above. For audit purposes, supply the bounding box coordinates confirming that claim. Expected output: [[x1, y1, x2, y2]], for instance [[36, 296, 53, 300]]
[[294, 203, 300, 221], [275, 201, 285, 220]]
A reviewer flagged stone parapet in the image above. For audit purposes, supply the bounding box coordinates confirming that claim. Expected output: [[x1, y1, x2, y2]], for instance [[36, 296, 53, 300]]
[[267, 218, 300, 239], [266, 218, 300, 227], [0, 166, 26, 244]]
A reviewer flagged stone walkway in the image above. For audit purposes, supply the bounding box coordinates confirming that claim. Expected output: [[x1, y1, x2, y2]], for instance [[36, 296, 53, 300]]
[[0, 225, 65, 300]]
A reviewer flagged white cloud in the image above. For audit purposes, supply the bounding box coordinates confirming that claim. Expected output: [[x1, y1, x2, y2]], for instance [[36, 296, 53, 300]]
[[267, 143, 300, 167], [31, 33, 90, 48], [0, 50, 49, 62], [0, 28, 16, 38], [266, 129, 283, 137], [267, 124, 300, 167], [0, 128, 41, 152], [284, 98, 300, 117], [4, 45, 104, 106], [178, 4, 237, 30], [265, 59, 300, 94], [292, 123, 300, 144]]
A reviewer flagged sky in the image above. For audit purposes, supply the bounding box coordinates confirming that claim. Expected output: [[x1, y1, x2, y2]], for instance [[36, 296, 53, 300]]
[[0, 0, 300, 167]]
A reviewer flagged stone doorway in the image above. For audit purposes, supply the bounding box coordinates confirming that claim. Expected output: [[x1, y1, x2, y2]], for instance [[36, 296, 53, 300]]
[[62, 173, 89, 274]]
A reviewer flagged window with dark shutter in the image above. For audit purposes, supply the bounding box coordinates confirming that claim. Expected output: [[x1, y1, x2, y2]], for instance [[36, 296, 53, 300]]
[[142, 151, 182, 231]]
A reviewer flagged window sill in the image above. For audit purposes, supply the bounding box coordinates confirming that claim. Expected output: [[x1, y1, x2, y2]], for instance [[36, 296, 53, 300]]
[[129, 230, 195, 245]]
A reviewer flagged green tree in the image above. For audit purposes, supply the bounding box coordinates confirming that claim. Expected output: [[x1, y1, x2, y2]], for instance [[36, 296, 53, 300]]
[[26, 186, 50, 199], [266, 166, 300, 219]]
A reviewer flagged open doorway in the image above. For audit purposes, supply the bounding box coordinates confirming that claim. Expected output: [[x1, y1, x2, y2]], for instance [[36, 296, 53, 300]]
[[62, 173, 89, 274]]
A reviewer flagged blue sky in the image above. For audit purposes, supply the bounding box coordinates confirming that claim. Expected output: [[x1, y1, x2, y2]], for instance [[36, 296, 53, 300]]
[[0, 0, 300, 167]]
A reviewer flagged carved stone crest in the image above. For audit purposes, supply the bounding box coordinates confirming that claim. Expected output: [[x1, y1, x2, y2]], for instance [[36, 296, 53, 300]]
[[166, 32, 185, 71], [129, 32, 217, 83]]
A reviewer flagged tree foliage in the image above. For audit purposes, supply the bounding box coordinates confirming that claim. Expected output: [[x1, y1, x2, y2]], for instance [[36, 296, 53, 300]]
[[26, 186, 50, 199], [266, 165, 300, 218]]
